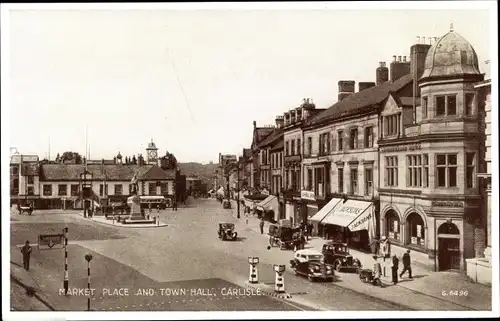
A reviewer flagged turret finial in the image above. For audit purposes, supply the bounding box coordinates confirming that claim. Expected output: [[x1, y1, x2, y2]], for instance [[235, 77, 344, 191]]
[[450, 23, 454, 32]]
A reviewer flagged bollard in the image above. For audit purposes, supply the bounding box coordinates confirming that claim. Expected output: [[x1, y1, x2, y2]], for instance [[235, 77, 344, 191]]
[[157, 215, 160, 226], [248, 257, 259, 284], [273, 264, 286, 293]]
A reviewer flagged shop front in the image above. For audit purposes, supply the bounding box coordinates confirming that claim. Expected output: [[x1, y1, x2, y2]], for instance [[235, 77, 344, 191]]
[[256, 195, 279, 222], [321, 199, 376, 251], [308, 197, 343, 238], [282, 190, 301, 227]]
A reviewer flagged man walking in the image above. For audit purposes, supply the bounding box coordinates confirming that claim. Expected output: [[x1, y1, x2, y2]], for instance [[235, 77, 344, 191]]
[[391, 254, 399, 284], [21, 240, 32, 271], [259, 217, 265, 235], [400, 249, 413, 279]]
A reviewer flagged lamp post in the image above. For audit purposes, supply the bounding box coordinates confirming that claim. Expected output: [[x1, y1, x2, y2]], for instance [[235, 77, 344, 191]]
[[237, 162, 241, 219], [82, 170, 87, 218], [84, 253, 93, 311]]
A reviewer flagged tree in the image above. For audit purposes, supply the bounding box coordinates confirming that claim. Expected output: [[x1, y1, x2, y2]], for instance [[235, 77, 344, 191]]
[[59, 151, 83, 164], [160, 151, 178, 170], [132, 155, 137, 165]]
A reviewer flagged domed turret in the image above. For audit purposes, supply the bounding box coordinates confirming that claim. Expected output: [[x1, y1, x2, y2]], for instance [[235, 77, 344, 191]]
[[420, 26, 481, 81], [116, 152, 122, 159]]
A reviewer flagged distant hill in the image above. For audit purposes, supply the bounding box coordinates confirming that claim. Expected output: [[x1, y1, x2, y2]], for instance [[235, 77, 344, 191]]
[[177, 162, 218, 183]]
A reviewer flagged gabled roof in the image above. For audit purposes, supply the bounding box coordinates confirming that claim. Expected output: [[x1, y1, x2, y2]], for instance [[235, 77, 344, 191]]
[[39, 164, 174, 181], [258, 128, 284, 148], [252, 127, 275, 150], [270, 139, 284, 151], [307, 74, 413, 127]]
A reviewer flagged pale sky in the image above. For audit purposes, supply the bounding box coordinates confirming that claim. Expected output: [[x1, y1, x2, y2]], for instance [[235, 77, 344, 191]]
[[4, 4, 495, 164]]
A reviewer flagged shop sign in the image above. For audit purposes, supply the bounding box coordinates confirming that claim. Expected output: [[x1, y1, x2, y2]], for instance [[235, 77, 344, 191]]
[[380, 144, 421, 153], [431, 201, 464, 208], [301, 190, 315, 201], [393, 220, 399, 232], [416, 225, 422, 238]]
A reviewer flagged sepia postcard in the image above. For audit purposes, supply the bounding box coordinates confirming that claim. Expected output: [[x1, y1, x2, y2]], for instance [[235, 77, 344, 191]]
[[1, 1, 498, 320]]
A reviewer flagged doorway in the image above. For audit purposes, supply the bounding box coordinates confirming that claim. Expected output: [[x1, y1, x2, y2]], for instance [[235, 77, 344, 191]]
[[438, 238, 461, 271]]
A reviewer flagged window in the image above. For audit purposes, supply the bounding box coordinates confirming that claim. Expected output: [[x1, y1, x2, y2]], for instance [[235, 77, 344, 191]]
[[436, 154, 458, 187], [338, 130, 344, 151], [27, 176, 34, 185], [161, 183, 168, 194], [307, 168, 313, 190], [71, 184, 79, 196], [297, 139, 301, 155], [364, 168, 373, 196], [423, 154, 429, 187], [385, 210, 400, 241], [385, 156, 398, 187], [386, 115, 399, 136], [465, 93, 474, 116], [436, 95, 457, 116], [58, 184, 67, 196], [291, 139, 296, 156], [350, 168, 358, 194], [27, 186, 34, 195], [407, 155, 422, 187], [338, 168, 344, 193], [285, 141, 289, 156], [99, 184, 109, 196], [349, 128, 358, 149], [364, 127, 374, 148], [422, 96, 428, 118], [319, 133, 330, 155], [315, 167, 325, 196], [115, 184, 123, 195], [466, 153, 476, 188], [43, 184, 52, 196], [12, 166, 19, 175], [436, 96, 446, 116], [307, 137, 313, 155]]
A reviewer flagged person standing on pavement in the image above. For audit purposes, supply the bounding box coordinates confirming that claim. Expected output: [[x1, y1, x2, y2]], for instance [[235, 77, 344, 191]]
[[400, 249, 413, 279], [372, 255, 383, 287], [380, 236, 391, 261], [259, 217, 265, 234], [369, 237, 380, 255], [307, 223, 313, 240], [391, 254, 399, 284], [21, 240, 32, 271]]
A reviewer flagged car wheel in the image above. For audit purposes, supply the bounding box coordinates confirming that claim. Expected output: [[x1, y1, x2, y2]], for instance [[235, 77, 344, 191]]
[[335, 261, 342, 272]]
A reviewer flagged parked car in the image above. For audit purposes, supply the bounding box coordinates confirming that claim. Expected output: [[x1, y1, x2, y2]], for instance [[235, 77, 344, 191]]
[[322, 242, 360, 272], [289, 249, 334, 282], [218, 223, 238, 241]]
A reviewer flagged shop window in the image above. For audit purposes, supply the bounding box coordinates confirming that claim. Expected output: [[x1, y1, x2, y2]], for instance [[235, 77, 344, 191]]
[[364, 168, 373, 196], [385, 156, 398, 187], [350, 168, 358, 195], [27, 175, 34, 185], [58, 184, 67, 196], [114, 184, 123, 195], [70, 184, 79, 196], [436, 154, 458, 188], [338, 168, 344, 193], [465, 93, 474, 116], [43, 184, 52, 196], [466, 153, 476, 188], [338, 130, 344, 151], [364, 127, 374, 148], [407, 212, 425, 247], [385, 210, 400, 241]]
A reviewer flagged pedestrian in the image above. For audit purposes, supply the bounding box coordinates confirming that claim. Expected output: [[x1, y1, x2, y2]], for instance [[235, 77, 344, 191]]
[[157, 205, 160, 213], [372, 255, 383, 287], [391, 254, 399, 284], [381, 236, 391, 261], [307, 223, 313, 240], [369, 238, 380, 255], [400, 250, 413, 279], [21, 240, 32, 271], [174, 200, 178, 211], [148, 203, 152, 214], [259, 218, 265, 234], [17, 202, 21, 215]]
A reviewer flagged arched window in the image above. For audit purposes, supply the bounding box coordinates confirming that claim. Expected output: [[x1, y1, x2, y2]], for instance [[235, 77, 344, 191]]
[[437, 222, 460, 235], [407, 212, 425, 247], [385, 210, 400, 241]]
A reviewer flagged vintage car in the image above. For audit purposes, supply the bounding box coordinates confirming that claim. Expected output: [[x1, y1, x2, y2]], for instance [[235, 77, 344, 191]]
[[218, 223, 238, 241], [222, 199, 231, 209], [322, 242, 361, 272], [269, 225, 305, 251], [289, 249, 334, 282], [19, 205, 33, 215]]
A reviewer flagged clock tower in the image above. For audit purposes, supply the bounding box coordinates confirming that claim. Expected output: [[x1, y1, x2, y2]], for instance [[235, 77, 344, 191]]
[[146, 139, 158, 165]]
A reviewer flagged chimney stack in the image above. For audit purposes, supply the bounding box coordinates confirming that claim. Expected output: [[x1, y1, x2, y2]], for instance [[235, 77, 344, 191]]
[[390, 55, 411, 82], [376, 62, 389, 85], [275, 115, 284, 128], [253, 120, 257, 128], [393, 55, 397, 62], [410, 37, 432, 123], [338, 80, 355, 101]]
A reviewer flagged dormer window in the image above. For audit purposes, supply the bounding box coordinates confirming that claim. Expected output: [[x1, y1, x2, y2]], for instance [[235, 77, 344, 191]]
[[435, 95, 456, 116]]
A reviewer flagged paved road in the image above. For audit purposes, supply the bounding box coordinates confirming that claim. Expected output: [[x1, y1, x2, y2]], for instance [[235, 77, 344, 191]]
[[10, 200, 406, 311]]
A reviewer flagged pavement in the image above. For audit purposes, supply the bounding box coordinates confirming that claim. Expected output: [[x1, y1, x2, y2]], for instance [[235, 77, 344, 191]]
[[226, 199, 493, 311], [9, 200, 493, 312]]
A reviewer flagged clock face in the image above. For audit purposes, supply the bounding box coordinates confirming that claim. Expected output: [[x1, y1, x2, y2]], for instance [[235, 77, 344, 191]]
[[148, 150, 158, 159]]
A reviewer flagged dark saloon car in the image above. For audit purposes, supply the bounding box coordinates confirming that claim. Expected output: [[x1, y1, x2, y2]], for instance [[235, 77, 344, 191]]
[[322, 242, 360, 272], [289, 249, 334, 282]]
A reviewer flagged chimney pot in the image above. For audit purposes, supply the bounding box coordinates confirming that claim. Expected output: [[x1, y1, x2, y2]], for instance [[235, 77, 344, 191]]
[[403, 56, 407, 62], [398, 56, 402, 62], [416, 36, 420, 44], [393, 55, 397, 62], [422, 37, 426, 44]]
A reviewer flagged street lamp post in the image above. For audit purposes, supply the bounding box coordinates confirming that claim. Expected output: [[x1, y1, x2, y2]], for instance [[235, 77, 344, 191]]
[[82, 170, 87, 219], [84, 253, 93, 311], [237, 162, 241, 219]]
